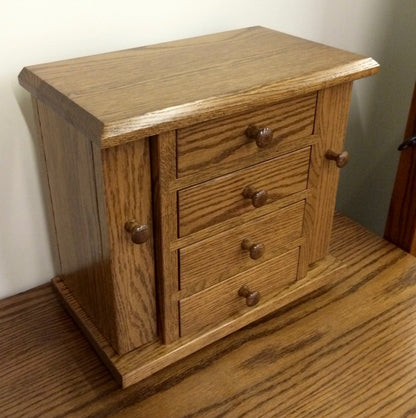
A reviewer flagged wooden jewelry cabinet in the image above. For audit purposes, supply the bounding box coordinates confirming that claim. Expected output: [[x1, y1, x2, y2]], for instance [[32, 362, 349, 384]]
[[19, 27, 379, 387]]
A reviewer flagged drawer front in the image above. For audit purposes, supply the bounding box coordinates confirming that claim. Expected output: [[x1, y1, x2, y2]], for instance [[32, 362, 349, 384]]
[[180, 200, 305, 294], [177, 93, 316, 179], [179, 247, 299, 337], [178, 147, 310, 237]]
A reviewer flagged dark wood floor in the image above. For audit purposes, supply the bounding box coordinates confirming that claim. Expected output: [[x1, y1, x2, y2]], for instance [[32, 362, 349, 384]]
[[2, 213, 416, 417]]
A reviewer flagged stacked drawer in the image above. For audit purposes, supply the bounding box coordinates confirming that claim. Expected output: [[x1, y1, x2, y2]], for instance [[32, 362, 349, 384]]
[[174, 93, 317, 337]]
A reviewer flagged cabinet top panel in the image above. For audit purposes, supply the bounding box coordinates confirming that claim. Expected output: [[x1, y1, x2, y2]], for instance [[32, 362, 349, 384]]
[[19, 26, 379, 148]]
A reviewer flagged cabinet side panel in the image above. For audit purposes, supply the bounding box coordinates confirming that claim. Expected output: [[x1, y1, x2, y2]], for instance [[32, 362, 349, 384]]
[[36, 100, 120, 349], [101, 139, 158, 353], [31, 97, 62, 273], [308, 83, 353, 263]]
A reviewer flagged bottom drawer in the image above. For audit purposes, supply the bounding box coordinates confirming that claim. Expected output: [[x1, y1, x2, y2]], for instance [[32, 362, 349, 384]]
[[179, 247, 299, 337]]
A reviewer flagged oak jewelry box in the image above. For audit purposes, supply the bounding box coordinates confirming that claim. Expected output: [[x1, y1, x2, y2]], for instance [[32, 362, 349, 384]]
[[19, 26, 379, 387]]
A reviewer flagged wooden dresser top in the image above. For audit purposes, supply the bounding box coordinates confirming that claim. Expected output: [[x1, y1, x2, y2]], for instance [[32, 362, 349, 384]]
[[19, 26, 379, 147], [2, 214, 416, 415]]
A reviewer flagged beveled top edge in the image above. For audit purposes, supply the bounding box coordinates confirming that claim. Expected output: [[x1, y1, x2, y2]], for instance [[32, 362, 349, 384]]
[[100, 57, 379, 148], [18, 26, 380, 148]]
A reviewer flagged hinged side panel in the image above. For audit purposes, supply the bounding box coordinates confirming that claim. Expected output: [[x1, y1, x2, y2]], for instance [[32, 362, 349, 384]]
[[36, 99, 120, 350], [308, 82, 353, 263], [101, 139, 158, 353]]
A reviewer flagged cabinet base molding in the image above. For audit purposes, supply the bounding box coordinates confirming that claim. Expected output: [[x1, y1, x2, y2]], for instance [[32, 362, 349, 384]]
[[52, 254, 346, 388]]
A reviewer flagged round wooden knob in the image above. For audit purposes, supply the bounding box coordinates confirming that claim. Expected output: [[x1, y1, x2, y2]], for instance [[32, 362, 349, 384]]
[[241, 239, 265, 260], [238, 285, 261, 307], [325, 150, 350, 168], [125, 221, 149, 244], [242, 186, 268, 208], [245, 125, 274, 148]]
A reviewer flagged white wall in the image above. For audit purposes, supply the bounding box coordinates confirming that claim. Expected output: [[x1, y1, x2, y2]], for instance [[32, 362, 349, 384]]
[[325, 0, 416, 234], [1, 0, 415, 299]]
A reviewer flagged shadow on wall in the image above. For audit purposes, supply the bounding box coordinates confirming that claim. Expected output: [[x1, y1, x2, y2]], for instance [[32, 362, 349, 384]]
[[333, 0, 416, 235]]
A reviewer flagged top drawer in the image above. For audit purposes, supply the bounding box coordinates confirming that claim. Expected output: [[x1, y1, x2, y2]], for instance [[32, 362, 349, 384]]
[[176, 93, 316, 179]]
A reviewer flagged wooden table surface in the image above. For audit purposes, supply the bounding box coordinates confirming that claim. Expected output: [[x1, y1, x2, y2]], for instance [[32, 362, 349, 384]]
[[2, 213, 416, 417]]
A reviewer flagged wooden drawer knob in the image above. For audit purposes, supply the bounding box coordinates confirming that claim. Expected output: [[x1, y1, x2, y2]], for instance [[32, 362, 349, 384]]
[[241, 239, 265, 260], [245, 125, 274, 148], [238, 285, 261, 307], [125, 220, 149, 244], [242, 186, 268, 208], [325, 150, 350, 168]]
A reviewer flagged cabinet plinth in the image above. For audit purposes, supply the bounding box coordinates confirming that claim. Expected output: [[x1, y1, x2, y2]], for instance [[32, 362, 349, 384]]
[[19, 26, 379, 387]]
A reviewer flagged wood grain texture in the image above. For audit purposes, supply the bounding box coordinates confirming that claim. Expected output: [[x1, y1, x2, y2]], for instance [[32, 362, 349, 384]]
[[179, 248, 300, 337], [385, 81, 416, 255], [150, 131, 180, 343], [302, 128, 324, 274], [180, 200, 305, 295], [171, 190, 311, 251], [18, 27, 379, 146], [35, 99, 120, 350], [172, 135, 318, 191], [308, 82, 353, 263], [178, 147, 311, 236], [3, 214, 415, 416], [0, 284, 119, 417], [16, 28, 382, 401], [52, 250, 344, 388], [176, 93, 316, 178], [31, 97, 62, 274], [37, 98, 158, 354], [101, 139, 157, 354]]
